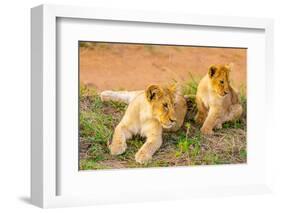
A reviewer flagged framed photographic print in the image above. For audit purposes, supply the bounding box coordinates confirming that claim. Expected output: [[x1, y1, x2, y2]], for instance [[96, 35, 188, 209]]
[[31, 4, 274, 208]]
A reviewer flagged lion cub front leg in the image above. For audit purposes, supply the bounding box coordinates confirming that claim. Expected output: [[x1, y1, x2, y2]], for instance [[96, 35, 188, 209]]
[[195, 97, 208, 125], [201, 107, 221, 135], [109, 124, 131, 155], [135, 134, 162, 164], [135, 123, 162, 164]]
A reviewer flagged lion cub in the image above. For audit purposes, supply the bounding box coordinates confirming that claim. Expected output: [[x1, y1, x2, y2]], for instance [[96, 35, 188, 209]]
[[195, 64, 243, 135], [101, 84, 187, 164]]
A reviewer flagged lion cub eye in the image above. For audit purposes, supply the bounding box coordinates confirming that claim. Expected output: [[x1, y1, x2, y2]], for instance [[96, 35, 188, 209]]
[[220, 80, 224, 84], [163, 103, 168, 109]]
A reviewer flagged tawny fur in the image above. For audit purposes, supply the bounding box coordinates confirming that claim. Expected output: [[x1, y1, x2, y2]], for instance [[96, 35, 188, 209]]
[[100, 85, 187, 164], [195, 64, 243, 135], [101, 90, 143, 104]]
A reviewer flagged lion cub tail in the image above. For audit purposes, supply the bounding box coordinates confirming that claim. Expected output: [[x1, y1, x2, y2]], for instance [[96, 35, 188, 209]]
[[100, 90, 143, 104]]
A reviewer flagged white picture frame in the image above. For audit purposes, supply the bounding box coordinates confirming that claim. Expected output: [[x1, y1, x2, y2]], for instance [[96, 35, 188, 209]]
[[31, 4, 274, 208]]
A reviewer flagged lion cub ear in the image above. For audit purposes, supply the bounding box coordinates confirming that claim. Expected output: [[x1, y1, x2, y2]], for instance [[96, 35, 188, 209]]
[[208, 65, 218, 78], [145, 85, 163, 102], [225, 63, 234, 72], [168, 83, 178, 94]]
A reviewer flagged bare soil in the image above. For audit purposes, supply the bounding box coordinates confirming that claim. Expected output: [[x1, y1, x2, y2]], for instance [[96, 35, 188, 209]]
[[79, 43, 246, 91]]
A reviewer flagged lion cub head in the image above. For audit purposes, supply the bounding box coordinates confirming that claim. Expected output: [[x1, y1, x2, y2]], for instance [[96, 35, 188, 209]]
[[208, 64, 232, 97], [145, 84, 177, 129]]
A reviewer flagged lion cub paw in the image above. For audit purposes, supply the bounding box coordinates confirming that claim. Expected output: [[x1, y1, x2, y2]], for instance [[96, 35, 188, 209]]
[[135, 150, 152, 164], [200, 127, 214, 135], [195, 114, 205, 125], [108, 141, 127, 155], [215, 123, 222, 130]]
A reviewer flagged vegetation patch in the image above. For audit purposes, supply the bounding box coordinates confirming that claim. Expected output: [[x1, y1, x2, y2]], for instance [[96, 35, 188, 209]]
[[79, 82, 247, 170]]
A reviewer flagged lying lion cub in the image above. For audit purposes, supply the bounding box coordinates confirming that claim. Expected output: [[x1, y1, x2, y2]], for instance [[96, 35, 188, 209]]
[[100, 84, 187, 164], [195, 64, 243, 135]]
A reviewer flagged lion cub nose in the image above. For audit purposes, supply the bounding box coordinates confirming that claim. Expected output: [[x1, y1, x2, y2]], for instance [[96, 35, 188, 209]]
[[169, 118, 176, 123]]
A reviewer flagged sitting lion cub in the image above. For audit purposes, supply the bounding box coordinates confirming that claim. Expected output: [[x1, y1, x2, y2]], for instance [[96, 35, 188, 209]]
[[195, 64, 243, 135], [100, 84, 187, 164]]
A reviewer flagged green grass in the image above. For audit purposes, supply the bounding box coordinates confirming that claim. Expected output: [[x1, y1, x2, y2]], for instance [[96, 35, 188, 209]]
[[181, 72, 199, 97], [79, 42, 111, 50], [79, 82, 247, 170]]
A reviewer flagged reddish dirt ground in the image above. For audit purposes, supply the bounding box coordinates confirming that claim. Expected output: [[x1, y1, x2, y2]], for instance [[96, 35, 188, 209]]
[[79, 43, 246, 91]]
